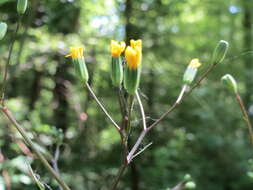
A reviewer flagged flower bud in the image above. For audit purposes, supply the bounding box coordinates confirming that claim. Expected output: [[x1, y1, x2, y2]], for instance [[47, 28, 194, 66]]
[[66, 46, 89, 83], [0, 22, 7, 40], [110, 40, 125, 87], [124, 39, 142, 94], [185, 182, 196, 189], [248, 171, 253, 179], [183, 174, 192, 181], [17, 0, 28, 14], [183, 58, 201, 85], [212, 40, 229, 64], [221, 74, 238, 93]]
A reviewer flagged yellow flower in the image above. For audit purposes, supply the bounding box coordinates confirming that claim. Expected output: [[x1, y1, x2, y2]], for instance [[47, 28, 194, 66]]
[[66, 46, 84, 59], [125, 39, 142, 69], [111, 40, 126, 57], [189, 58, 201, 68]]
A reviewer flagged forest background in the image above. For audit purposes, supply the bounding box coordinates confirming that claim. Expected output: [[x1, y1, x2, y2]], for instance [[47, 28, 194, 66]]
[[0, 0, 253, 190]]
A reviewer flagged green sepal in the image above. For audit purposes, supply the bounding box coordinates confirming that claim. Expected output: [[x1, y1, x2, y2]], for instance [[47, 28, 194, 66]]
[[0, 22, 7, 40], [73, 57, 89, 83], [17, 0, 28, 14], [212, 40, 229, 65], [183, 66, 198, 85], [221, 74, 238, 93], [111, 56, 123, 87], [124, 65, 141, 94]]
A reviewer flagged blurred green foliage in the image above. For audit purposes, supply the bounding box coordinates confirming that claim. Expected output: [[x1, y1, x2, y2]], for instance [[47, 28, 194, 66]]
[[0, 0, 253, 190]]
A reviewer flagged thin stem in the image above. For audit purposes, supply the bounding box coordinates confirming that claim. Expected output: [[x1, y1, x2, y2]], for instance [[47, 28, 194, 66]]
[[187, 64, 216, 95], [0, 106, 71, 190], [85, 82, 120, 131], [176, 84, 187, 104], [117, 87, 126, 120], [127, 64, 217, 162], [127, 130, 148, 163], [148, 85, 187, 131], [110, 163, 127, 190], [136, 91, 147, 130], [235, 93, 253, 145], [1, 18, 21, 106], [126, 95, 134, 136], [131, 142, 152, 160], [149, 64, 216, 130]]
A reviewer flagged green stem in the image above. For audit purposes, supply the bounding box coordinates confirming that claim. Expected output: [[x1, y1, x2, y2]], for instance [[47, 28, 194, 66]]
[[117, 87, 125, 119], [0, 106, 71, 190], [126, 95, 134, 136], [235, 93, 253, 145], [1, 18, 22, 106]]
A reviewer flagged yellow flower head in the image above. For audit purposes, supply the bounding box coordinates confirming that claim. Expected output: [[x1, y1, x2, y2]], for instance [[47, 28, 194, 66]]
[[66, 46, 84, 59], [189, 58, 201, 68], [125, 39, 142, 69], [111, 40, 126, 57]]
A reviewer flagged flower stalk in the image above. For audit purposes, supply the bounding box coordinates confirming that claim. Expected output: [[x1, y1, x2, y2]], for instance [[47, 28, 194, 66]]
[[1, 17, 21, 106], [235, 94, 253, 145]]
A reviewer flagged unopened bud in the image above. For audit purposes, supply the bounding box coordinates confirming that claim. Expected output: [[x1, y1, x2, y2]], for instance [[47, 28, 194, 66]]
[[247, 172, 253, 179], [221, 74, 238, 93], [212, 40, 229, 64], [0, 22, 7, 40], [17, 0, 28, 14], [185, 182, 196, 189], [183, 174, 192, 181]]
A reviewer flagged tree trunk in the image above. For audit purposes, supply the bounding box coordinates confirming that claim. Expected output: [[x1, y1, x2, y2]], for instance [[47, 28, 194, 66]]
[[242, 0, 253, 108], [53, 55, 71, 133]]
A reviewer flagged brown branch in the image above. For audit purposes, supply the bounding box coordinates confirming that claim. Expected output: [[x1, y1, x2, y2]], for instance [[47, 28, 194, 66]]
[[235, 93, 253, 145], [85, 82, 120, 131], [0, 106, 71, 190]]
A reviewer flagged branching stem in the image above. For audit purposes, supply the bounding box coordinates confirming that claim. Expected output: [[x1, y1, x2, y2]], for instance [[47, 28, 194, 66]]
[[127, 64, 217, 163], [0, 106, 71, 190]]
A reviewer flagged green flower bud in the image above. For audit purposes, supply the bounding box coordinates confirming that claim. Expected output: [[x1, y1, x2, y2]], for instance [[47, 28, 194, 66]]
[[183, 174, 192, 181], [185, 182, 196, 189], [111, 56, 123, 87], [247, 171, 253, 179], [124, 66, 141, 94], [66, 46, 89, 83], [17, 0, 28, 14], [0, 22, 7, 40], [73, 57, 89, 83], [212, 40, 229, 65], [183, 59, 201, 85], [221, 74, 238, 93]]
